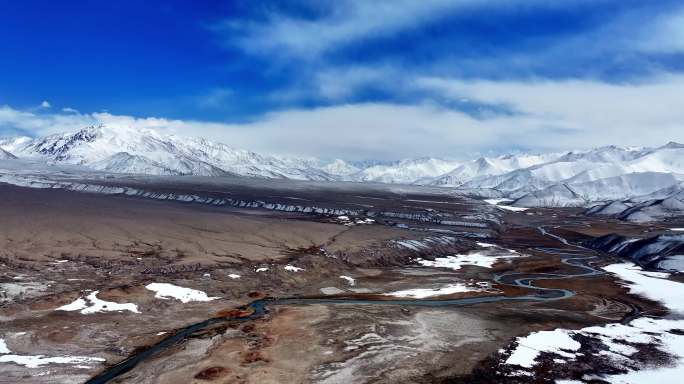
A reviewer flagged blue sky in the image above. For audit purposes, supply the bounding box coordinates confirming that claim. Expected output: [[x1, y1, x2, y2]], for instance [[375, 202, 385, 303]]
[[1, 0, 684, 160]]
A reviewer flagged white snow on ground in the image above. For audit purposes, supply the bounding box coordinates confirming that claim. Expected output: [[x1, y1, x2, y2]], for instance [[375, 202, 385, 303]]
[[476, 242, 496, 247], [255, 267, 268, 272], [416, 249, 521, 271], [498, 205, 529, 212], [228, 274, 240, 279], [506, 329, 581, 368], [384, 283, 485, 298], [504, 262, 684, 382], [56, 298, 88, 312], [145, 283, 217, 303], [0, 338, 105, 368], [56, 291, 139, 314], [284, 265, 304, 272], [339, 276, 355, 286], [670, 228, 684, 231], [484, 198, 513, 205], [604, 263, 684, 313], [484, 198, 529, 212]]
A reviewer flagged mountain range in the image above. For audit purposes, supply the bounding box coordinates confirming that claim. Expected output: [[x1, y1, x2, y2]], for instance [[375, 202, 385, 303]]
[[2, 124, 684, 209]]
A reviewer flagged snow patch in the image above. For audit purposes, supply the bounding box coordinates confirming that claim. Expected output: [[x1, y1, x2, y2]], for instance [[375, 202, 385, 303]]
[[506, 329, 581, 368], [339, 276, 355, 286], [57, 291, 139, 314], [284, 265, 304, 272], [56, 298, 88, 312], [0, 338, 105, 368], [384, 283, 485, 298], [416, 249, 521, 271], [484, 198, 529, 212], [604, 263, 684, 313], [503, 262, 684, 382], [145, 283, 217, 303]]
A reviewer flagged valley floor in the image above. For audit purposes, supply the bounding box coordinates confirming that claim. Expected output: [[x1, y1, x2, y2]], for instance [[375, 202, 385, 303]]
[[0, 179, 682, 384]]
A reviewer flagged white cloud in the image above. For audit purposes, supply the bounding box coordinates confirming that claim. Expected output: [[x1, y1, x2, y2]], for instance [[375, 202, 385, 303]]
[[1, 73, 683, 160], [636, 7, 684, 53], [414, 74, 684, 150], [314, 66, 396, 100], [225, 0, 480, 58], [40, 100, 51, 108], [61, 107, 79, 114]]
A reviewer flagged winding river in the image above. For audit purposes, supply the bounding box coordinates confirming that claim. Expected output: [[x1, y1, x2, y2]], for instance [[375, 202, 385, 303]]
[[85, 229, 605, 384]]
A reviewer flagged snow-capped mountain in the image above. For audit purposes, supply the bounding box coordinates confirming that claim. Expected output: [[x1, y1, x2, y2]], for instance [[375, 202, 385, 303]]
[[0, 136, 32, 153], [428, 153, 565, 187], [320, 159, 360, 176], [349, 157, 461, 184], [1, 125, 339, 180], [448, 144, 684, 207], [585, 182, 684, 222], [2, 124, 684, 209]]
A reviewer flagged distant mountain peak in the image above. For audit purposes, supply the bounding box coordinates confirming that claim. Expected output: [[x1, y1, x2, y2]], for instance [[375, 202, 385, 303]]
[[661, 141, 684, 149]]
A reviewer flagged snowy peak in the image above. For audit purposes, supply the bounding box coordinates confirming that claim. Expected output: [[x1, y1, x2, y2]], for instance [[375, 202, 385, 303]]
[[428, 152, 565, 187], [2, 124, 338, 179], [20, 125, 102, 161], [660, 141, 684, 150], [0, 136, 32, 153], [2, 123, 684, 208], [351, 157, 461, 184], [321, 159, 360, 176]]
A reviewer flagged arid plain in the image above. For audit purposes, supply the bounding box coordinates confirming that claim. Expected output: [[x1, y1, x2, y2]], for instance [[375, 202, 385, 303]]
[[0, 179, 679, 384]]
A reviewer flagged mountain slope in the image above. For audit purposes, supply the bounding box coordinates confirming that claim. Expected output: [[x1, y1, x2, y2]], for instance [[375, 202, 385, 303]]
[[4, 125, 338, 180], [3, 124, 684, 208], [0, 147, 17, 159], [429, 153, 564, 187], [349, 157, 461, 184], [463, 144, 684, 207]]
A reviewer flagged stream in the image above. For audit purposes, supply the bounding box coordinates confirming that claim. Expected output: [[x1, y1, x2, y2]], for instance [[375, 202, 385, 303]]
[[85, 229, 605, 384]]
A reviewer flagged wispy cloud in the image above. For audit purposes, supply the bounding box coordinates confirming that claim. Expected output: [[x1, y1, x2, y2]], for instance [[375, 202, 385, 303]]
[[2, 71, 683, 160], [220, 0, 478, 59]]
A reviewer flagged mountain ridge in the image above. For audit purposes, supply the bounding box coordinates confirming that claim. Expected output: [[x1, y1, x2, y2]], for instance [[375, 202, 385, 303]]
[[2, 125, 684, 208]]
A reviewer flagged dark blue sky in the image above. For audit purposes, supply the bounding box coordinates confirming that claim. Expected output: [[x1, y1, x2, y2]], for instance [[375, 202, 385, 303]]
[[1, 1, 683, 159], [1, 0, 681, 121]]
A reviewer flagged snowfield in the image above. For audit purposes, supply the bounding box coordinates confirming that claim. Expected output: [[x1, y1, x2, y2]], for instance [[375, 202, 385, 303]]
[[384, 283, 486, 298], [284, 265, 304, 272], [416, 248, 522, 270], [604, 263, 684, 313], [0, 338, 105, 368], [3, 125, 684, 207], [57, 291, 139, 314], [145, 283, 217, 303], [503, 262, 684, 382], [484, 198, 529, 212]]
